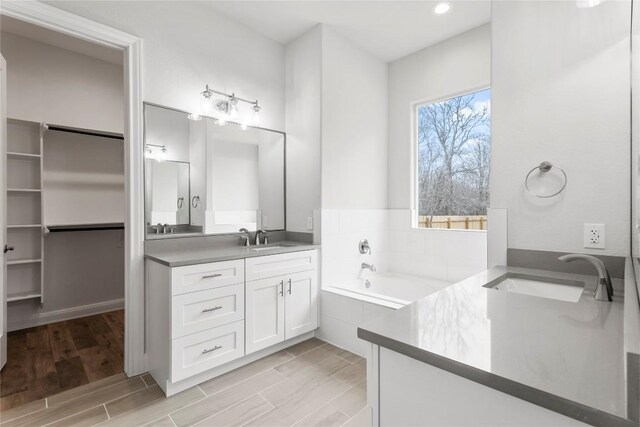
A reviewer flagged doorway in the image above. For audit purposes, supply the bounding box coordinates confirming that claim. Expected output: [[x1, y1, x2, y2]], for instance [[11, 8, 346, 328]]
[[0, 2, 144, 411]]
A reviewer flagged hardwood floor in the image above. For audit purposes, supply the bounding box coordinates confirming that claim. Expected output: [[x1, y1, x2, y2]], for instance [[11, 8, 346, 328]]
[[0, 338, 369, 427], [0, 310, 125, 412]]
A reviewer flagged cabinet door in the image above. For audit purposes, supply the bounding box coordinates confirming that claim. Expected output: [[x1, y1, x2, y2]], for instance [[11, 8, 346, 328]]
[[284, 270, 318, 340], [246, 276, 285, 354]]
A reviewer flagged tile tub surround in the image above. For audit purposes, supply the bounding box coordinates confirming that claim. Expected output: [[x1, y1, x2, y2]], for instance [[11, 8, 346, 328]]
[[358, 266, 637, 427], [321, 209, 488, 288], [0, 338, 368, 427], [144, 241, 319, 267], [319, 209, 487, 355]]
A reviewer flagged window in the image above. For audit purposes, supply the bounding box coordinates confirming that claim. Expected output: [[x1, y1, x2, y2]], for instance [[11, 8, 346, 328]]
[[416, 88, 491, 230]]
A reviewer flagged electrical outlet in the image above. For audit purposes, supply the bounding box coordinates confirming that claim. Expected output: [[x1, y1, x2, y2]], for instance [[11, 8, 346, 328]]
[[262, 215, 268, 227], [584, 223, 605, 249], [307, 217, 313, 230]]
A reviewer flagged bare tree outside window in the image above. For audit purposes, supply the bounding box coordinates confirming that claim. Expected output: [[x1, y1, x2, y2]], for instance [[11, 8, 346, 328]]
[[417, 89, 491, 230]]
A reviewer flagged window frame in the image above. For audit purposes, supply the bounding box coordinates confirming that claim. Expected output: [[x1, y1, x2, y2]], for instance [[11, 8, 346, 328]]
[[410, 85, 491, 232]]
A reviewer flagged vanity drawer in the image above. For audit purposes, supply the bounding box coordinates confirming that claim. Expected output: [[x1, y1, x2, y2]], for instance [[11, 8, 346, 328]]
[[171, 260, 244, 295], [245, 250, 317, 281], [171, 321, 244, 382], [172, 284, 244, 338]]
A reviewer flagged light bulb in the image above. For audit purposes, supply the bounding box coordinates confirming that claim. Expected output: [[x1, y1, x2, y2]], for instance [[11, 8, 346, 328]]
[[157, 146, 167, 162], [215, 118, 227, 126], [240, 123, 248, 131], [253, 102, 261, 126], [228, 95, 239, 119], [433, 2, 450, 14], [201, 86, 213, 115], [188, 113, 202, 121]]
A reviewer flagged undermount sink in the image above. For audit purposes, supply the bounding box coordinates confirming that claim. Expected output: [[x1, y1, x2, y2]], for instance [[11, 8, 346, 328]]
[[484, 273, 585, 302]]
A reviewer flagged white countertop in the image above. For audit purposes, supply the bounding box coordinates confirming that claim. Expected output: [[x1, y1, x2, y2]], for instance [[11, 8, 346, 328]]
[[358, 266, 636, 426]]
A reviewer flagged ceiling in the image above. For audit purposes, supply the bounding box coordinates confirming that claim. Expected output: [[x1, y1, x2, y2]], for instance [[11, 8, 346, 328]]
[[0, 15, 123, 65], [207, 0, 491, 62]]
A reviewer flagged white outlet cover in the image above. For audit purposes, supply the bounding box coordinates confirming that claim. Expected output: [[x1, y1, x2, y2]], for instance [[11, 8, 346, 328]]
[[307, 217, 313, 230], [584, 223, 605, 249]]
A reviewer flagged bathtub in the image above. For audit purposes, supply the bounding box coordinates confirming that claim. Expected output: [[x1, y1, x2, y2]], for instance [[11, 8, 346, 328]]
[[327, 272, 452, 309], [318, 272, 453, 356]]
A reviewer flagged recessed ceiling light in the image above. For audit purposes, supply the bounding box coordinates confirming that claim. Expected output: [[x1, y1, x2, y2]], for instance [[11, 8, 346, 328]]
[[434, 2, 450, 15]]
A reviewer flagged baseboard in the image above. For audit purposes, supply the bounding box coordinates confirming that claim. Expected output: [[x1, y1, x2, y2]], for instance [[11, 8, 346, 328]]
[[7, 299, 124, 332]]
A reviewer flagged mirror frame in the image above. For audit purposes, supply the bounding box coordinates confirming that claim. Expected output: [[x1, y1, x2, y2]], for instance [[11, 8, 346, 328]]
[[143, 101, 287, 240]]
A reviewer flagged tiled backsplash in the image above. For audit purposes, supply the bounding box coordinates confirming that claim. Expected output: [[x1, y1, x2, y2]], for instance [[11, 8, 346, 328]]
[[321, 209, 487, 287]]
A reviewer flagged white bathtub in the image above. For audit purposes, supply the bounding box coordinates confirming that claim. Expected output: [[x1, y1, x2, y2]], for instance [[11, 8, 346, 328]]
[[318, 272, 453, 356], [327, 272, 452, 309]]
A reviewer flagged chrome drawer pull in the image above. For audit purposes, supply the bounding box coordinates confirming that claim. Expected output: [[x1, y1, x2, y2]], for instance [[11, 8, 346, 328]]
[[288, 278, 292, 295], [202, 306, 223, 313], [279, 280, 284, 296], [202, 273, 222, 280], [202, 345, 222, 355]]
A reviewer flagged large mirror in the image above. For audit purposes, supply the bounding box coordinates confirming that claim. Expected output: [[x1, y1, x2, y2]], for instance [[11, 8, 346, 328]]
[[144, 103, 285, 239]]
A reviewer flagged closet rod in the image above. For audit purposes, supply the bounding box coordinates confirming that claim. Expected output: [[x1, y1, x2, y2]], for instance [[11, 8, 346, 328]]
[[45, 124, 124, 140], [46, 223, 125, 233]]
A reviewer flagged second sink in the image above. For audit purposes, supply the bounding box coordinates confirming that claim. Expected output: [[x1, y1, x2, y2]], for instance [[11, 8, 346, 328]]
[[484, 273, 585, 302]]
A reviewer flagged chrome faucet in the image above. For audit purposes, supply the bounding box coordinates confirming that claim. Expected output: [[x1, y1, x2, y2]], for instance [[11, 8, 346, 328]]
[[361, 262, 376, 272], [239, 228, 251, 246], [558, 254, 613, 302], [255, 229, 270, 246]]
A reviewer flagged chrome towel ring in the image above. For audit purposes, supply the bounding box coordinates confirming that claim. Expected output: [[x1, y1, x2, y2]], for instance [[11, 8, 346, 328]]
[[525, 161, 567, 198]]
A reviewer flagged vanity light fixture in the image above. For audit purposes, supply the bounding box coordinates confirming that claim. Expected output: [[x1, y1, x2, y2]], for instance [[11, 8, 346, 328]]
[[433, 2, 450, 14], [199, 85, 262, 125], [145, 143, 168, 162]]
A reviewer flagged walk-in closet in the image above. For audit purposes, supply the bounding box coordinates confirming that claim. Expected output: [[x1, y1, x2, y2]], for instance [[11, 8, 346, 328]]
[[0, 16, 126, 409]]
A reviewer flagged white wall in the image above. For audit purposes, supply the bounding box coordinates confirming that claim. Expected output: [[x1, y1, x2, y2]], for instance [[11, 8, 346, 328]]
[[491, 1, 630, 257], [0, 31, 123, 133], [321, 27, 388, 210], [47, 1, 285, 132], [387, 24, 491, 210], [285, 26, 322, 233]]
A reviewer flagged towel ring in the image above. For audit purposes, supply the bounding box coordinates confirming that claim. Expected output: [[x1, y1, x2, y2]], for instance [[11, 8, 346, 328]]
[[525, 161, 567, 198]]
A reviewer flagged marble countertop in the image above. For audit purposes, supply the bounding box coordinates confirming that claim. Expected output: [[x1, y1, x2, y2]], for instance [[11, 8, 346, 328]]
[[145, 241, 319, 267], [358, 266, 637, 427]]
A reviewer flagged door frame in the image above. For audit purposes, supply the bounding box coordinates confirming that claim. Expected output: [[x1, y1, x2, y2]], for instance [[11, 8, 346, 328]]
[[0, 2, 146, 375]]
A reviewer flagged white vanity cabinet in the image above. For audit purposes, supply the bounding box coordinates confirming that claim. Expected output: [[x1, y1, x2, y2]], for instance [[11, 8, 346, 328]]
[[245, 251, 318, 354], [146, 249, 318, 396]]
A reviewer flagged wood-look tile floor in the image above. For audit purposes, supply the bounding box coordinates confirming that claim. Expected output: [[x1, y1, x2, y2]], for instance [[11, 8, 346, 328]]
[[0, 338, 370, 427], [0, 310, 125, 412]]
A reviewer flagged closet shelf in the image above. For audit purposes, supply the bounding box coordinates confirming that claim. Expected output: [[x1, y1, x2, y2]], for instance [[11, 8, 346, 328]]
[[7, 258, 42, 266], [7, 188, 41, 193], [45, 223, 125, 232], [7, 152, 41, 160], [7, 291, 42, 303]]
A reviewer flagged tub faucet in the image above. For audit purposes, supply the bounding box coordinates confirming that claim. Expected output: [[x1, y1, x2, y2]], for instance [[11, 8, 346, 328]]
[[558, 254, 613, 302], [361, 262, 376, 272]]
